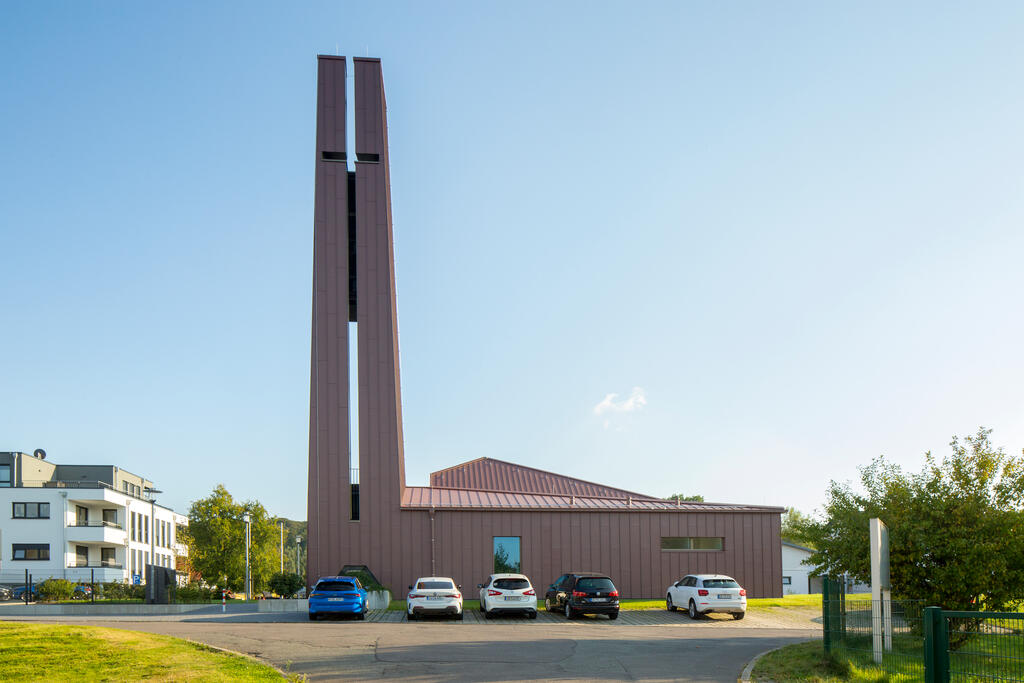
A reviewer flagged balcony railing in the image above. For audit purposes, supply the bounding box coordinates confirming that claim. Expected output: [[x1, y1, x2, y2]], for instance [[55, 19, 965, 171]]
[[32, 480, 155, 501], [68, 562, 123, 569], [70, 521, 123, 530]]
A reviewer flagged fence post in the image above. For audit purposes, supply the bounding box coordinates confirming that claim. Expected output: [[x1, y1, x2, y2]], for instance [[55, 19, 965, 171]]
[[822, 577, 832, 654], [923, 606, 938, 683], [936, 610, 950, 683]]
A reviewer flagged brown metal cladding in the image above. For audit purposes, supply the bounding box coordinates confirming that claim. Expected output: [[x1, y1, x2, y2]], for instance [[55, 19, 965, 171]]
[[430, 457, 662, 500], [307, 58, 784, 598], [307, 55, 352, 584]]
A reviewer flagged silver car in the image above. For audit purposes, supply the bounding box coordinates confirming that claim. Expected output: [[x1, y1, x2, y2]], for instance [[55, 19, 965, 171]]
[[407, 576, 463, 620], [666, 574, 747, 619]]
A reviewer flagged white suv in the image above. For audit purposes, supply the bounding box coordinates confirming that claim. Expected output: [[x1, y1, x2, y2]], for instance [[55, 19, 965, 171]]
[[477, 573, 538, 619], [407, 576, 463, 620], [666, 574, 747, 620]]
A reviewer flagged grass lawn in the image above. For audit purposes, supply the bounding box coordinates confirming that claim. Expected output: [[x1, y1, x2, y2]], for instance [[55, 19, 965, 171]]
[[752, 640, 919, 682], [748, 593, 870, 611], [0, 621, 296, 681]]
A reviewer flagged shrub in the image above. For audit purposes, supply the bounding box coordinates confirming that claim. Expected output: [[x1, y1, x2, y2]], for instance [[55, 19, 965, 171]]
[[102, 581, 144, 601], [175, 583, 216, 603], [37, 578, 74, 602], [268, 572, 304, 598]]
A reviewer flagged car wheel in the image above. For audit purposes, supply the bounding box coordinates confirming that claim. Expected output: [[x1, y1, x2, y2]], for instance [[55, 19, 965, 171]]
[[608, 611, 619, 620], [688, 600, 699, 620], [456, 611, 464, 621], [357, 611, 366, 621], [308, 613, 317, 621], [484, 607, 493, 619], [407, 611, 416, 621], [529, 610, 538, 620], [545, 597, 555, 612], [565, 602, 576, 620], [666, 594, 676, 611], [733, 611, 745, 620]]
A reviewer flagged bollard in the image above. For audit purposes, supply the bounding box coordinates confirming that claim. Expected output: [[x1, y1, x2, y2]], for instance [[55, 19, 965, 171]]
[[222, 588, 226, 613]]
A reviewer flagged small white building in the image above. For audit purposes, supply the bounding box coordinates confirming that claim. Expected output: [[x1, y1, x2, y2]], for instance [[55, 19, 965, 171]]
[[781, 541, 820, 594], [0, 450, 187, 586]]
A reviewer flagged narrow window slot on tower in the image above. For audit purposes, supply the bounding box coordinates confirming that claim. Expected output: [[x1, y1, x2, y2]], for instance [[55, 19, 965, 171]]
[[321, 151, 346, 161], [349, 320, 360, 521], [355, 152, 380, 163], [347, 171, 357, 321]]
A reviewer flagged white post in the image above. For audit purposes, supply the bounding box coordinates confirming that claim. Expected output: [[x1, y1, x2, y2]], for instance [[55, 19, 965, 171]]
[[243, 513, 251, 600], [279, 522, 284, 574], [869, 518, 890, 664]]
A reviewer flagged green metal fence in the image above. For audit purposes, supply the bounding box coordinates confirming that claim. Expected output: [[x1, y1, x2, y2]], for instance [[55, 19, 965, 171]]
[[823, 579, 1024, 683], [925, 607, 1024, 683], [823, 578, 926, 678]]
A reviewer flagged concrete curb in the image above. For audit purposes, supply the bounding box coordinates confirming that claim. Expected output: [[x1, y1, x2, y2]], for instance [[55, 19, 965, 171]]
[[739, 646, 781, 682], [180, 638, 297, 680]]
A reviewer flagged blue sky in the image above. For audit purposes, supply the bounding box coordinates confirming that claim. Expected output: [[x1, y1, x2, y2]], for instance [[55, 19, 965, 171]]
[[2, 1, 1023, 521]]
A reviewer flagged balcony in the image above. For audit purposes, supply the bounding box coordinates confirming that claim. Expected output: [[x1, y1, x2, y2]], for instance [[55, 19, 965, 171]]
[[67, 562, 124, 569], [67, 522, 126, 544]]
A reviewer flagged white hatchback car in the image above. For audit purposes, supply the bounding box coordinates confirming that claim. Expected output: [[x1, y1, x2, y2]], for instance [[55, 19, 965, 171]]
[[666, 574, 747, 620], [407, 576, 464, 620], [477, 573, 538, 619]]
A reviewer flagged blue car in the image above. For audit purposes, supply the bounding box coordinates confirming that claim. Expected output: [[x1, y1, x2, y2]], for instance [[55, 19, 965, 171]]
[[12, 585, 36, 601], [308, 576, 368, 621]]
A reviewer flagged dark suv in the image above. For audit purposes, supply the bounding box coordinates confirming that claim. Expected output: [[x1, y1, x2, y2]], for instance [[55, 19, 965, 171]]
[[544, 572, 619, 620]]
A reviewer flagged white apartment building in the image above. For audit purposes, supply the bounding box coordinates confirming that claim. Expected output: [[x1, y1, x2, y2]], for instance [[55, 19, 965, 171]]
[[0, 450, 187, 586]]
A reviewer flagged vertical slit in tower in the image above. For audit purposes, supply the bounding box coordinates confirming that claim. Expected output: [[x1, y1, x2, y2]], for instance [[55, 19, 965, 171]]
[[348, 170, 360, 521]]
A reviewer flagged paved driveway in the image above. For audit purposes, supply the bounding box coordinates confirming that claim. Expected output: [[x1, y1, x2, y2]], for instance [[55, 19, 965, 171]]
[[23, 610, 818, 682]]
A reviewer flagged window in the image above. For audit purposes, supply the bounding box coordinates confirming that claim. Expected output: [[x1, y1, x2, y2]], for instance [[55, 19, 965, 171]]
[[493, 536, 521, 573], [103, 509, 117, 526], [317, 580, 357, 591], [702, 578, 739, 588], [416, 580, 454, 590], [12, 543, 49, 560], [493, 578, 530, 590], [576, 577, 615, 591], [144, 516, 149, 543], [123, 481, 129, 493], [660, 537, 724, 551], [101, 548, 116, 566], [12, 502, 49, 519], [0, 464, 10, 487], [782, 576, 792, 585]]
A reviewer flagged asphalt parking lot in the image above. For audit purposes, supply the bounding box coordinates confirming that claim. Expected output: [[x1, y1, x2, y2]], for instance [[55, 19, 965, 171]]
[[6, 609, 820, 682]]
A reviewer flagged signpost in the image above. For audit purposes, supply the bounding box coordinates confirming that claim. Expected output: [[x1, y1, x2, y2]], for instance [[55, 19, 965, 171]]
[[870, 518, 893, 664]]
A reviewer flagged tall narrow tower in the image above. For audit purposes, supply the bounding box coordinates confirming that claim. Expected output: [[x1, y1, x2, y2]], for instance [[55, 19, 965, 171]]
[[307, 56, 405, 584]]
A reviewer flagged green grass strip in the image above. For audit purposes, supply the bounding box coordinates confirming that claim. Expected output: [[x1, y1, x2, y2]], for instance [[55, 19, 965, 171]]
[[0, 621, 289, 681]]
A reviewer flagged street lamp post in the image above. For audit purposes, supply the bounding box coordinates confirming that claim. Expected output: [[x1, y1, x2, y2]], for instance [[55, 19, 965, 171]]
[[295, 536, 301, 580], [242, 513, 251, 600], [279, 521, 284, 574]]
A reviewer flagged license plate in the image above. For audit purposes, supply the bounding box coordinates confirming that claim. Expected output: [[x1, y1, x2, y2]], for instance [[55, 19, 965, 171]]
[[718, 594, 732, 599], [590, 597, 608, 602], [328, 598, 346, 602], [426, 596, 445, 600], [504, 596, 521, 601]]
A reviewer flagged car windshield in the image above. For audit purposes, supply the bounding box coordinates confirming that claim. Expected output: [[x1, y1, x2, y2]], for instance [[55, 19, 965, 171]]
[[417, 580, 454, 590], [702, 579, 739, 588], [576, 577, 615, 591], [316, 581, 356, 592], [493, 578, 530, 590]]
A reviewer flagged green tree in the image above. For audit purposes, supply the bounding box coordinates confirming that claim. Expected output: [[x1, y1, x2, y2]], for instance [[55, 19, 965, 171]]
[[181, 485, 280, 593], [781, 507, 815, 547], [664, 494, 704, 502], [796, 428, 1024, 611]]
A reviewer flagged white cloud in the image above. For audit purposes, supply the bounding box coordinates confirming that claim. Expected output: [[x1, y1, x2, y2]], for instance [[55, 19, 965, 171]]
[[593, 387, 647, 417]]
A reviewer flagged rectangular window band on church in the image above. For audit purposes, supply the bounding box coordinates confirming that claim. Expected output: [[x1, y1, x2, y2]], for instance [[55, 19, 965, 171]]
[[660, 537, 724, 551]]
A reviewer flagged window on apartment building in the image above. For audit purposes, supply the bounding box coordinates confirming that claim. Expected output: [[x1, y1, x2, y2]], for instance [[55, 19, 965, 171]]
[[0, 464, 10, 487], [12, 543, 49, 560], [660, 537, 725, 551], [101, 548, 116, 567], [123, 481, 129, 493], [144, 516, 149, 543], [12, 502, 50, 519], [782, 576, 792, 585], [131, 512, 136, 541], [103, 509, 117, 527]]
